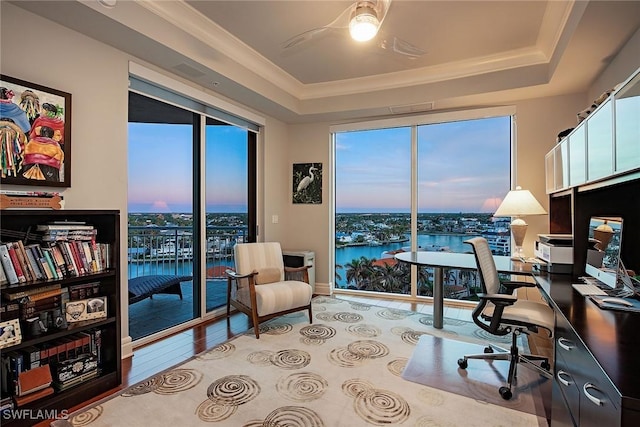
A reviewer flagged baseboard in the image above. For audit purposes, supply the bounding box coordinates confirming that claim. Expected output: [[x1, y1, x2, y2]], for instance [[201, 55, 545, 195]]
[[121, 335, 133, 359], [314, 282, 332, 296]]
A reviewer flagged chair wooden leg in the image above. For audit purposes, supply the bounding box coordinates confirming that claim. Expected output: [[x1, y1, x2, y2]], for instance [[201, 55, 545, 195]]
[[226, 279, 232, 317], [308, 304, 313, 324], [251, 311, 261, 339]]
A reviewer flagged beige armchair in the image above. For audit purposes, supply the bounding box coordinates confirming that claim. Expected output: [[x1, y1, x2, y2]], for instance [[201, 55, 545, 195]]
[[457, 237, 554, 400], [226, 242, 313, 338]]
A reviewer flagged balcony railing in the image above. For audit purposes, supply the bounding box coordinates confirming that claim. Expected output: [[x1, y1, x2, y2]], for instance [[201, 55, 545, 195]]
[[127, 225, 248, 279]]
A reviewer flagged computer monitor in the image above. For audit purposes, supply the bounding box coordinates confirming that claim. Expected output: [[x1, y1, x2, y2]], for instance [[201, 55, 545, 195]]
[[585, 216, 623, 289]]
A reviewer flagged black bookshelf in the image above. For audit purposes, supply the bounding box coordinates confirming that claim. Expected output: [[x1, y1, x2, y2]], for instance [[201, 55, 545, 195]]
[[0, 210, 121, 427]]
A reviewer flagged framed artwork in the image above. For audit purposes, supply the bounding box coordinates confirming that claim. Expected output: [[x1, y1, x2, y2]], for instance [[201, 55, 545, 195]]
[[65, 296, 107, 323], [0, 318, 22, 349], [293, 162, 322, 204], [0, 75, 71, 187]]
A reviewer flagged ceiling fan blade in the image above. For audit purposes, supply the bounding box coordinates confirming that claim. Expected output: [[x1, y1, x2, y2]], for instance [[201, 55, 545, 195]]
[[281, 27, 330, 50], [375, 0, 392, 26], [380, 36, 425, 58], [281, 3, 356, 50]]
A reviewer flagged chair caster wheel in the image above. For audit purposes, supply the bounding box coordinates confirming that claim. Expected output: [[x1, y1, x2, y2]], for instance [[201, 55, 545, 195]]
[[541, 361, 551, 371], [499, 386, 512, 400], [457, 358, 468, 369], [483, 346, 494, 354]]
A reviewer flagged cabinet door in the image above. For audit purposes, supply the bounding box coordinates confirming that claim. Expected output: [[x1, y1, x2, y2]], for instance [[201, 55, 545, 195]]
[[554, 143, 567, 190], [569, 125, 586, 186], [614, 71, 640, 173], [546, 150, 556, 193], [586, 100, 613, 181], [560, 139, 569, 188]]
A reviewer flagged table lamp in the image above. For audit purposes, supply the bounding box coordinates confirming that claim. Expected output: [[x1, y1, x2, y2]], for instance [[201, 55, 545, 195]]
[[493, 186, 547, 259]]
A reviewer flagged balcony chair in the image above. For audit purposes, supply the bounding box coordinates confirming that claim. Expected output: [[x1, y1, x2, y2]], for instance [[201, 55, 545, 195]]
[[457, 237, 554, 400], [226, 242, 313, 338]]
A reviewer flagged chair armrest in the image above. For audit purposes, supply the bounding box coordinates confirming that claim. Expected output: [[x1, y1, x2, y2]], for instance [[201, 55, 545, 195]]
[[226, 270, 257, 280], [284, 265, 310, 283], [476, 293, 517, 335], [477, 293, 517, 305], [501, 280, 535, 294]]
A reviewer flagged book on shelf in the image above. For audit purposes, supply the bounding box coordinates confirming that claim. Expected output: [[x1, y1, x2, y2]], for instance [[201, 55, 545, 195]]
[[56, 242, 78, 277], [23, 244, 44, 281], [0, 301, 20, 319], [13, 386, 53, 406], [41, 248, 60, 280], [5, 244, 26, 283], [37, 222, 93, 231], [12, 242, 36, 283], [27, 287, 63, 303], [0, 245, 19, 285], [0, 259, 8, 287], [68, 282, 101, 301], [16, 365, 52, 397], [49, 244, 69, 277], [2, 283, 61, 302], [52, 369, 98, 392]]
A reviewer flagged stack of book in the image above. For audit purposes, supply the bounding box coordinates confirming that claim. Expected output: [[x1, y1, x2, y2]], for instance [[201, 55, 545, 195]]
[[0, 328, 103, 401], [0, 221, 111, 287]]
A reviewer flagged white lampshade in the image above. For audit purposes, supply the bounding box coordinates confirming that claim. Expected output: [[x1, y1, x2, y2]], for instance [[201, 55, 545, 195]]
[[493, 186, 547, 217], [493, 186, 546, 259], [349, 5, 380, 42]]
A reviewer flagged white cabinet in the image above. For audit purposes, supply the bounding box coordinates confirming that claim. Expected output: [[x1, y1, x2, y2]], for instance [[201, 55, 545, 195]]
[[614, 71, 640, 173], [586, 99, 614, 181], [569, 125, 586, 186], [546, 67, 640, 194]]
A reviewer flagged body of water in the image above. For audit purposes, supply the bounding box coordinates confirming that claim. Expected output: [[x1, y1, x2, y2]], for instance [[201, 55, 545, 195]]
[[334, 233, 480, 286]]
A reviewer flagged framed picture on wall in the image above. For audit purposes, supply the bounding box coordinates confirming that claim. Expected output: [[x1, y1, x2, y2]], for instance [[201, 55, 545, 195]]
[[0, 75, 71, 187], [293, 162, 322, 204]]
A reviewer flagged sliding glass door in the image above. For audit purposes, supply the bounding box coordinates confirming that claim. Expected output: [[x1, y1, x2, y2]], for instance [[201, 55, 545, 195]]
[[127, 90, 258, 341]]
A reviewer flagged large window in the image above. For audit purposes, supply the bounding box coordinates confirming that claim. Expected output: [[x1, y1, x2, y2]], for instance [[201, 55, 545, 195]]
[[333, 109, 513, 300], [127, 74, 259, 342]]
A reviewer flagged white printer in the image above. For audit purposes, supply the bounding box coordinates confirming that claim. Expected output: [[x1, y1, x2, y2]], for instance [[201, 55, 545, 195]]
[[534, 234, 573, 274]]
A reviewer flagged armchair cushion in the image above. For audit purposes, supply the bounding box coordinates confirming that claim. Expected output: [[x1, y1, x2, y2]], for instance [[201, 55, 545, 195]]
[[253, 280, 312, 316], [255, 267, 282, 285]]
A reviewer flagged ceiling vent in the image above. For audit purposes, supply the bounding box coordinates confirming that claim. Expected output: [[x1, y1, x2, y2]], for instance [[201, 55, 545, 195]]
[[389, 102, 434, 115], [172, 63, 206, 78]]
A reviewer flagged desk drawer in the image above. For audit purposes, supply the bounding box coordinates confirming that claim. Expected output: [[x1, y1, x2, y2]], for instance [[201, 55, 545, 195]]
[[555, 315, 621, 426], [555, 349, 580, 423]]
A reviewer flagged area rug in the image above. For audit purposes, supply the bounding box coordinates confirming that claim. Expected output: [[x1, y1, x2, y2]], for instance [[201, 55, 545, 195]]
[[55, 296, 547, 427]]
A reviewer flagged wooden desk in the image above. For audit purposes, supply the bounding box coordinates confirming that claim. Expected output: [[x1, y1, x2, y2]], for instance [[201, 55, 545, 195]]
[[535, 274, 640, 426], [394, 251, 533, 328]]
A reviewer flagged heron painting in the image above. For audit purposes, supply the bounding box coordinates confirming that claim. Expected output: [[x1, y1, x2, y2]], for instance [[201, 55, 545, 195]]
[[293, 162, 322, 204]]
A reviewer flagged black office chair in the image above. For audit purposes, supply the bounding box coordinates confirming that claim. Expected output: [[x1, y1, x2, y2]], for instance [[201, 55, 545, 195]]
[[457, 237, 554, 400]]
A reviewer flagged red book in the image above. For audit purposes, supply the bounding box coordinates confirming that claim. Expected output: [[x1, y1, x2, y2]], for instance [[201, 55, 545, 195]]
[[68, 241, 86, 275], [6, 244, 26, 283]]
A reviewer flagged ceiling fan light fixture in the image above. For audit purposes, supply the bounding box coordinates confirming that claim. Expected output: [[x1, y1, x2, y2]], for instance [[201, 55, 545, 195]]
[[349, 5, 380, 42]]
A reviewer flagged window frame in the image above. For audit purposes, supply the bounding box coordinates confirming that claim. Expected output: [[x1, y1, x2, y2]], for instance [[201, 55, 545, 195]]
[[330, 106, 516, 298]]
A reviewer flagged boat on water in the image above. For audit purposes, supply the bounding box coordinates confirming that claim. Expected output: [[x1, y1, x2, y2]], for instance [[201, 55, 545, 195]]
[[380, 243, 452, 259]]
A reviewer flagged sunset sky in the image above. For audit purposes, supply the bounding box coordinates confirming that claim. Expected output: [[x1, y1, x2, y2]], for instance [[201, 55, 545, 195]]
[[128, 116, 510, 214]]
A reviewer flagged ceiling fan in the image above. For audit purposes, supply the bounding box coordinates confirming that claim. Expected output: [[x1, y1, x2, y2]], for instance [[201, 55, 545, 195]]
[[281, 0, 425, 58]]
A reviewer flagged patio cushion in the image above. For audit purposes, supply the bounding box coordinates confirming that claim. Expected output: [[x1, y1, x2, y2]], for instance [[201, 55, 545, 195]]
[[128, 274, 193, 304]]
